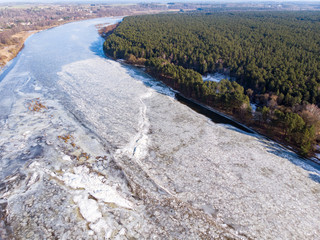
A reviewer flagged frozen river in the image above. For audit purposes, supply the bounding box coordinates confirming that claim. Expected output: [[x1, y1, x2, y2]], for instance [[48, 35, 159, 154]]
[[0, 17, 319, 239]]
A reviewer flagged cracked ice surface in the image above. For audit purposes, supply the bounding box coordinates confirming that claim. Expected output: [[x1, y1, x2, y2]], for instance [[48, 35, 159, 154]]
[[0, 17, 319, 239]]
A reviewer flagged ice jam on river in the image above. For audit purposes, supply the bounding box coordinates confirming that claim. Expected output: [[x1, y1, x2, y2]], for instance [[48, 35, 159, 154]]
[[0, 17, 319, 239]]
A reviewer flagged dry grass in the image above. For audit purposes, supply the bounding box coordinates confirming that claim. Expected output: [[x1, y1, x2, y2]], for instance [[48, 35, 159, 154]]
[[0, 31, 38, 67], [27, 98, 47, 112], [58, 134, 74, 144], [57, 134, 92, 161]]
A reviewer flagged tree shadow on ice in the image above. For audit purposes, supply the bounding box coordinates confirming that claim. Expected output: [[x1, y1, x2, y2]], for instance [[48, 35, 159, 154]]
[[89, 37, 106, 58], [109, 58, 259, 138], [93, 37, 177, 98], [121, 62, 177, 99], [96, 47, 265, 138], [223, 125, 256, 136], [103, 52, 320, 184], [261, 139, 320, 184], [309, 174, 320, 183], [175, 93, 255, 135]]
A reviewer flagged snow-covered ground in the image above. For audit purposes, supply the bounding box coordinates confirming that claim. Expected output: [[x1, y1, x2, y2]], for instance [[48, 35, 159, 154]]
[[0, 17, 319, 239], [250, 103, 257, 112], [202, 72, 233, 82]]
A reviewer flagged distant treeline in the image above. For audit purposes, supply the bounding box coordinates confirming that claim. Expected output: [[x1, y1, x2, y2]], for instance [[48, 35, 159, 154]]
[[104, 12, 320, 156]]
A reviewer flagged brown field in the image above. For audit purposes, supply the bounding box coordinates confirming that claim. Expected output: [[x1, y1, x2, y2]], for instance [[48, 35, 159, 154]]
[[0, 3, 191, 69], [0, 30, 38, 67]]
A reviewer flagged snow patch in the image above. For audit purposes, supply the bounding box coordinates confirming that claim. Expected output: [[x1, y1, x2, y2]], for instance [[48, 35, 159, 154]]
[[57, 165, 133, 209], [202, 73, 232, 82], [73, 194, 102, 223], [89, 219, 112, 237], [250, 103, 257, 112], [62, 155, 71, 161]]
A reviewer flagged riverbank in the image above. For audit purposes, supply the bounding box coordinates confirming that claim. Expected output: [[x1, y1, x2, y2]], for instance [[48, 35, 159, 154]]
[[0, 31, 37, 68], [176, 89, 320, 169], [0, 4, 182, 70], [0, 23, 70, 69], [102, 13, 320, 158], [105, 51, 320, 164], [175, 93, 255, 134]]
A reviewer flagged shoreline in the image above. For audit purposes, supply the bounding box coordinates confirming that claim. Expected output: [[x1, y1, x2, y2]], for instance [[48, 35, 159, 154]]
[[0, 25, 66, 69], [101, 12, 320, 159], [0, 7, 181, 70], [4, 17, 320, 164], [0, 18, 87, 69], [109, 55, 320, 165], [175, 92, 255, 134], [0, 31, 36, 69], [175, 91, 320, 167]]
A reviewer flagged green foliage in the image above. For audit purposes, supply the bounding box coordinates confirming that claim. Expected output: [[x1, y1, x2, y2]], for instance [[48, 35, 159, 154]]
[[145, 57, 250, 111], [281, 112, 315, 155], [284, 112, 305, 138], [104, 12, 320, 155], [105, 12, 320, 108], [261, 106, 270, 122], [297, 125, 315, 156]]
